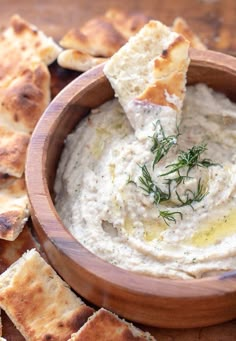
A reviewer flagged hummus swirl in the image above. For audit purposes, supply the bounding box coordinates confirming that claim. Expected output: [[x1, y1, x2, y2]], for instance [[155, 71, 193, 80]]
[[55, 84, 236, 279]]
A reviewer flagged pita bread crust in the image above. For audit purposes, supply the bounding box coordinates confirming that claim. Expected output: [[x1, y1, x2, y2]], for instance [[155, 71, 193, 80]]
[[105, 8, 151, 39], [0, 249, 94, 341], [0, 126, 29, 177], [172, 17, 207, 50], [0, 60, 50, 133], [58, 9, 151, 71], [104, 20, 190, 113], [2, 15, 62, 66], [60, 17, 127, 57], [138, 34, 190, 111], [0, 177, 29, 241], [58, 49, 107, 72], [69, 308, 156, 341]]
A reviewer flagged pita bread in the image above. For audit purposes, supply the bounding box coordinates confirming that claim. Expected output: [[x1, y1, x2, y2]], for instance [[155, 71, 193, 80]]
[[60, 17, 126, 58], [0, 59, 50, 134], [138, 34, 190, 110], [104, 20, 190, 133], [0, 224, 39, 340], [172, 17, 207, 50], [58, 49, 107, 72], [0, 177, 29, 241], [1, 15, 61, 67], [105, 8, 151, 39], [1, 309, 24, 341], [0, 249, 94, 341], [68, 308, 156, 341], [0, 15, 52, 241], [58, 9, 151, 71], [0, 126, 29, 178]]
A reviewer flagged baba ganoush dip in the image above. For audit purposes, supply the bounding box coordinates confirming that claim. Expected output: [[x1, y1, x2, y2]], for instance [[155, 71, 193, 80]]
[[54, 83, 236, 279]]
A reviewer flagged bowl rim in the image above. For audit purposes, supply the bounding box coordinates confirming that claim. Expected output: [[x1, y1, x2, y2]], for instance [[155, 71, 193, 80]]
[[26, 49, 236, 303]]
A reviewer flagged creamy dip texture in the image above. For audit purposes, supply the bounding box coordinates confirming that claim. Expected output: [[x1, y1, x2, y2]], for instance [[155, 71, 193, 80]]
[[54, 84, 236, 279]]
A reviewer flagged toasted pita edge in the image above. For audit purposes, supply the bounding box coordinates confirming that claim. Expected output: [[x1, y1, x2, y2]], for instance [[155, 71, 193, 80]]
[[0, 249, 94, 340], [138, 34, 190, 111], [0, 177, 29, 241], [104, 8, 151, 39], [59, 17, 127, 57], [0, 126, 30, 178], [0, 60, 50, 134], [104, 20, 190, 113], [172, 17, 207, 50], [58, 49, 107, 72], [8, 14, 62, 65], [0, 210, 29, 242], [68, 308, 156, 341]]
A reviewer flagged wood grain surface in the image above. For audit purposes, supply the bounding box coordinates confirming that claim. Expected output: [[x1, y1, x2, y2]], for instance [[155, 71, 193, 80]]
[[1, 0, 236, 340]]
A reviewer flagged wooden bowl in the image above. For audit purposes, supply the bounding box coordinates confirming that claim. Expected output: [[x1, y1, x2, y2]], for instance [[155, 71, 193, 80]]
[[26, 49, 236, 329]]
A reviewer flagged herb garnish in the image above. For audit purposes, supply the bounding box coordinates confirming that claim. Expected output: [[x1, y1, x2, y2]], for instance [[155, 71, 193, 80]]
[[139, 165, 170, 205], [127, 175, 137, 186], [161, 143, 217, 177], [150, 120, 179, 169], [175, 178, 207, 209], [127, 123, 218, 226], [159, 210, 183, 225]]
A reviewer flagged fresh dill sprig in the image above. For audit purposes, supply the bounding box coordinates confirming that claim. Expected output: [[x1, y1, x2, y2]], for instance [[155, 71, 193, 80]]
[[150, 120, 179, 169], [165, 174, 192, 187], [161, 143, 217, 177], [127, 175, 137, 186], [138, 165, 170, 205], [175, 178, 207, 209], [159, 210, 183, 225]]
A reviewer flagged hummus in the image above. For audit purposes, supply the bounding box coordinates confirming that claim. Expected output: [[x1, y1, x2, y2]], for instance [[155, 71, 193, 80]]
[[54, 83, 236, 279]]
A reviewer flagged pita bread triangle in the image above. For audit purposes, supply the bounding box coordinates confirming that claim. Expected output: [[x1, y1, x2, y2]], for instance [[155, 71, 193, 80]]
[[0, 177, 29, 241], [0, 249, 94, 341], [68, 308, 156, 341]]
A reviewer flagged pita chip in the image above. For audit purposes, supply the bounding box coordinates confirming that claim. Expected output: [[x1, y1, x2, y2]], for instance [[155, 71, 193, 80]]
[[0, 59, 50, 134], [58, 9, 151, 71], [104, 20, 190, 134], [60, 17, 126, 57], [58, 49, 107, 72], [172, 17, 207, 50], [0, 126, 29, 178], [68, 308, 156, 341], [1, 14, 61, 67], [0, 249, 94, 341], [0, 177, 29, 241], [105, 8, 151, 40]]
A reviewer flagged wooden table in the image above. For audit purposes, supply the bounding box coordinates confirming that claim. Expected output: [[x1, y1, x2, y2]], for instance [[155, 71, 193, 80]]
[[1, 0, 236, 340]]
